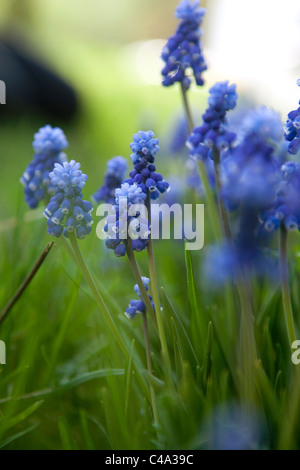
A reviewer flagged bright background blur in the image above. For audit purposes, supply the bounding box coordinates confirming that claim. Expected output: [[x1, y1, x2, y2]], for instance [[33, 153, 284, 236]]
[[0, 0, 300, 219]]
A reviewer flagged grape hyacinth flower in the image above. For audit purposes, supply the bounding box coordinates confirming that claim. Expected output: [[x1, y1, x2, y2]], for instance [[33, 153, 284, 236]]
[[44, 160, 93, 239], [284, 79, 300, 155], [161, 0, 207, 90], [126, 131, 169, 200], [104, 182, 149, 257], [125, 277, 155, 319], [187, 81, 238, 161], [221, 107, 283, 212], [260, 161, 300, 233], [20, 125, 68, 208], [92, 156, 127, 204]]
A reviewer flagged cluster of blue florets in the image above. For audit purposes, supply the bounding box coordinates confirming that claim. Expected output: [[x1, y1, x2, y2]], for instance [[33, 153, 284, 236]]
[[161, 0, 207, 90], [221, 107, 283, 212], [125, 131, 169, 200], [125, 277, 155, 319], [104, 182, 150, 257], [259, 161, 300, 233], [187, 81, 238, 161], [92, 156, 128, 205], [284, 81, 300, 155], [103, 130, 169, 257], [44, 160, 93, 239], [20, 125, 68, 208]]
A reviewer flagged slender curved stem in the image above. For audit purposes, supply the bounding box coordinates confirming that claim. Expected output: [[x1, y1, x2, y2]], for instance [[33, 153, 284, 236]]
[[0, 242, 54, 325], [146, 194, 173, 385], [179, 84, 222, 242], [142, 312, 159, 426], [212, 146, 232, 240], [180, 82, 194, 133], [125, 242, 159, 422], [67, 233, 154, 406], [126, 242, 157, 327], [198, 160, 222, 241], [68, 232, 129, 357]]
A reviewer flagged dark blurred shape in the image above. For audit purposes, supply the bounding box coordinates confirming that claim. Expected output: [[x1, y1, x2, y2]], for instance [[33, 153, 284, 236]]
[[0, 39, 78, 120]]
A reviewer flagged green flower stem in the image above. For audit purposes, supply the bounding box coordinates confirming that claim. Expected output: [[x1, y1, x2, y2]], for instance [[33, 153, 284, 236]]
[[197, 160, 222, 241], [179, 82, 257, 403], [146, 194, 173, 385], [179, 83, 222, 241], [277, 227, 300, 447], [125, 242, 159, 423], [142, 312, 159, 426], [180, 82, 194, 134], [0, 242, 54, 325], [212, 145, 257, 401], [68, 232, 129, 357], [212, 146, 232, 240], [126, 242, 157, 328], [238, 276, 257, 404], [279, 226, 297, 345], [67, 233, 155, 414]]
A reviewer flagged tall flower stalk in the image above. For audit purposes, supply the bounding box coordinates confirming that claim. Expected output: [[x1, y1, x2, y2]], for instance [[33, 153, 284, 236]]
[[127, 131, 173, 384], [184, 80, 259, 402], [125, 277, 158, 425], [145, 193, 173, 385], [42, 158, 153, 404], [279, 227, 296, 345]]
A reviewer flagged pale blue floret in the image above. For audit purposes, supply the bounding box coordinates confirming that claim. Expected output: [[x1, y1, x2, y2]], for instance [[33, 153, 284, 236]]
[[44, 160, 93, 239], [33, 125, 68, 154], [20, 125, 68, 209], [115, 182, 147, 206], [175, 0, 205, 22], [93, 156, 128, 205]]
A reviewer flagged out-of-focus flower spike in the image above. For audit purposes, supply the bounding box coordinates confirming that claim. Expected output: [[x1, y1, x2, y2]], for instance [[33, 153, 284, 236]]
[[20, 125, 68, 209]]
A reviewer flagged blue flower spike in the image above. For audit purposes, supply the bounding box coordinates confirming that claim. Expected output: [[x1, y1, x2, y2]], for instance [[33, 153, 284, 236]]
[[126, 131, 170, 200], [104, 130, 169, 257], [187, 81, 238, 161], [260, 161, 300, 234], [44, 160, 93, 239], [104, 182, 149, 257], [20, 125, 68, 209], [161, 0, 207, 90], [222, 107, 283, 212]]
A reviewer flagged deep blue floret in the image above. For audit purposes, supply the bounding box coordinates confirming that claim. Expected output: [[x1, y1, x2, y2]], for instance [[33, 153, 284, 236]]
[[284, 80, 300, 155], [125, 277, 155, 319], [187, 81, 238, 161], [104, 182, 150, 257], [128, 131, 170, 200]]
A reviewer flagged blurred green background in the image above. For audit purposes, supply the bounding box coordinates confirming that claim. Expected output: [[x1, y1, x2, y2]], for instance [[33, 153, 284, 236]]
[[0, 0, 209, 220]]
